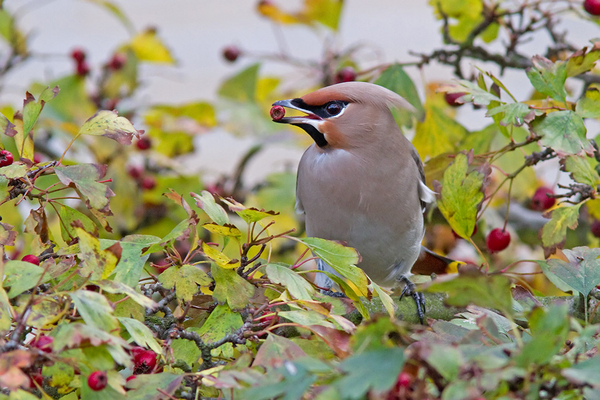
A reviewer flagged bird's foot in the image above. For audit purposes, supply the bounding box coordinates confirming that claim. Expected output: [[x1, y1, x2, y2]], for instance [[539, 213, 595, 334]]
[[398, 275, 426, 324]]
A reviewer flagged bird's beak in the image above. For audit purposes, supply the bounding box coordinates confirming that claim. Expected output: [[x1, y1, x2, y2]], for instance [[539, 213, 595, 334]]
[[271, 99, 323, 124]]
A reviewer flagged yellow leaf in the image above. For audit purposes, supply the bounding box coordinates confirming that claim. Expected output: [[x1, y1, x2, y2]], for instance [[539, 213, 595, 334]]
[[130, 29, 175, 64], [257, 2, 304, 24], [202, 242, 240, 269]]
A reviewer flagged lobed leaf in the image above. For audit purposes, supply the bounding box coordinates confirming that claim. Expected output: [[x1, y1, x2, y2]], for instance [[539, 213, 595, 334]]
[[434, 152, 488, 239], [266, 263, 315, 301], [540, 204, 582, 258], [78, 110, 144, 145], [560, 155, 600, 187], [534, 110, 592, 156], [575, 88, 600, 119], [566, 42, 600, 77], [211, 264, 255, 310], [526, 56, 567, 102], [537, 247, 600, 297]]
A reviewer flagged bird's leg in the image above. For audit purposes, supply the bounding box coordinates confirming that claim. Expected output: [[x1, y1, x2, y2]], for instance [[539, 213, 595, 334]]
[[398, 275, 426, 324]]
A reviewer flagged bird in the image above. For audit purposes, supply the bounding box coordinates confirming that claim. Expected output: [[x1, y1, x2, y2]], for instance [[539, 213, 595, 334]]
[[271, 81, 455, 323]]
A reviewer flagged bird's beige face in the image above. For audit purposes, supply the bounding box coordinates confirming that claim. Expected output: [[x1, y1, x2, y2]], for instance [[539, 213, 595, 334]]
[[272, 82, 407, 150]]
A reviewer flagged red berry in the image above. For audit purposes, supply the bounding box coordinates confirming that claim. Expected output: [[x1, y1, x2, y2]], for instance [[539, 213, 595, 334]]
[[396, 372, 411, 388], [31, 371, 43, 386], [136, 137, 152, 150], [108, 53, 127, 70], [222, 46, 241, 62], [531, 187, 555, 211], [444, 92, 466, 107], [21, 254, 40, 265], [140, 176, 156, 191], [486, 228, 511, 253], [133, 349, 157, 374], [585, 0, 600, 15], [334, 67, 357, 83], [70, 48, 86, 63], [76, 61, 90, 77], [0, 150, 13, 167], [270, 105, 286, 121], [31, 335, 53, 352], [127, 166, 143, 179], [88, 371, 108, 391], [591, 220, 600, 238]]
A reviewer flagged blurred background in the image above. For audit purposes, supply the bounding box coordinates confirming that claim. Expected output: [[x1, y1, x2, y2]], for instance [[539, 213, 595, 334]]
[[0, 0, 599, 276]]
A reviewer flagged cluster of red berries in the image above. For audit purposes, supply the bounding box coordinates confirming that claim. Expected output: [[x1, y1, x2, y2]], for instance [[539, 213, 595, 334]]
[[87, 346, 158, 391], [127, 165, 157, 191], [71, 48, 90, 77]]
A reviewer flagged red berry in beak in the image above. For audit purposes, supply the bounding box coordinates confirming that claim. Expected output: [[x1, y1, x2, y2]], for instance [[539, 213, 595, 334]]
[[270, 105, 285, 121]]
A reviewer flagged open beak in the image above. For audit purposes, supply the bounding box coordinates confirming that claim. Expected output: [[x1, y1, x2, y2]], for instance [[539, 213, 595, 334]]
[[271, 99, 322, 124]]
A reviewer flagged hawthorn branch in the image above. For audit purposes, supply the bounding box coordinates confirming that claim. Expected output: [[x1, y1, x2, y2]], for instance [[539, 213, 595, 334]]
[[177, 322, 252, 371]]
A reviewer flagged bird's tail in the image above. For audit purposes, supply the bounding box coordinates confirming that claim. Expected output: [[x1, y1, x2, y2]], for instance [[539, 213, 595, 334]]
[[410, 246, 464, 275]]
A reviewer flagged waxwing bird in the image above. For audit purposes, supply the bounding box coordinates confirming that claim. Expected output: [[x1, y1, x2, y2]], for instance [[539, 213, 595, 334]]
[[272, 81, 454, 322]]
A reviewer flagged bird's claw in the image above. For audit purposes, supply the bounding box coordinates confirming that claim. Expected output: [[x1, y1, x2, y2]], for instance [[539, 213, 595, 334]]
[[398, 275, 426, 324]]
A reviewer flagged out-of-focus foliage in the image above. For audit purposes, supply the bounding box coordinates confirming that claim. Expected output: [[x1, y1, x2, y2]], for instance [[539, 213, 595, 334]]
[[0, 0, 599, 399]]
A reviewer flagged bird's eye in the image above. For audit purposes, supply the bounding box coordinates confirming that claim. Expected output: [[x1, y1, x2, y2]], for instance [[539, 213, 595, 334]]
[[325, 102, 343, 116]]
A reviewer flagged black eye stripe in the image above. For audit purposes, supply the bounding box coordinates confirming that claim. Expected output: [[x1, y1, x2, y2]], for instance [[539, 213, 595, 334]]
[[289, 99, 348, 119]]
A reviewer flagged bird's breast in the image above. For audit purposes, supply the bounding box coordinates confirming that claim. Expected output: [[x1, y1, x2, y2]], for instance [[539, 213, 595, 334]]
[[297, 145, 424, 284]]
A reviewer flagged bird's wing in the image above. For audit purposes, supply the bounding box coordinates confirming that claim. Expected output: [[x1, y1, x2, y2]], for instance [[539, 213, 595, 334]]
[[410, 145, 436, 211], [295, 167, 305, 214]]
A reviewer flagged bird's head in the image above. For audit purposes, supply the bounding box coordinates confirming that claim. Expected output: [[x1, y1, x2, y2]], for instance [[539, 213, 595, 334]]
[[272, 82, 416, 149]]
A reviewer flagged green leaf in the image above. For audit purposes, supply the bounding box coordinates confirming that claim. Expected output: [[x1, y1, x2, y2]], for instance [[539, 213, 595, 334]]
[[69, 290, 119, 332], [211, 264, 255, 310], [266, 263, 315, 301], [370, 283, 395, 318], [96, 280, 157, 310], [243, 362, 315, 400], [449, 80, 501, 106], [22, 86, 58, 136], [299, 237, 369, 297], [253, 334, 307, 368], [74, 226, 120, 280], [0, 163, 26, 179], [191, 190, 229, 225], [486, 102, 538, 126], [218, 63, 260, 102], [78, 110, 144, 145], [54, 164, 115, 212], [58, 204, 98, 241], [0, 288, 13, 331], [158, 264, 212, 302], [526, 56, 567, 102], [105, 235, 160, 287], [537, 247, 600, 297], [195, 304, 244, 358], [34, 75, 96, 123], [566, 42, 600, 77], [3, 261, 49, 298], [575, 88, 600, 119], [375, 64, 425, 126], [129, 29, 175, 64], [305, 0, 343, 30], [278, 310, 335, 329], [171, 338, 200, 366], [123, 373, 184, 400], [534, 111, 592, 156], [414, 104, 468, 158], [117, 317, 162, 354], [561, 155, 600, 187], [540, 204, 582, 258], [516, 304, 569, 367], [434, 152, 488, 239], [427, 272, 513, 313], [51, 323, 131, 367], [336, 348, 405, 399], [143, 215, 198, 254], [563, 355, 600, 386], [221, 197, 280, 224], [425, 344, 463, 380]]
